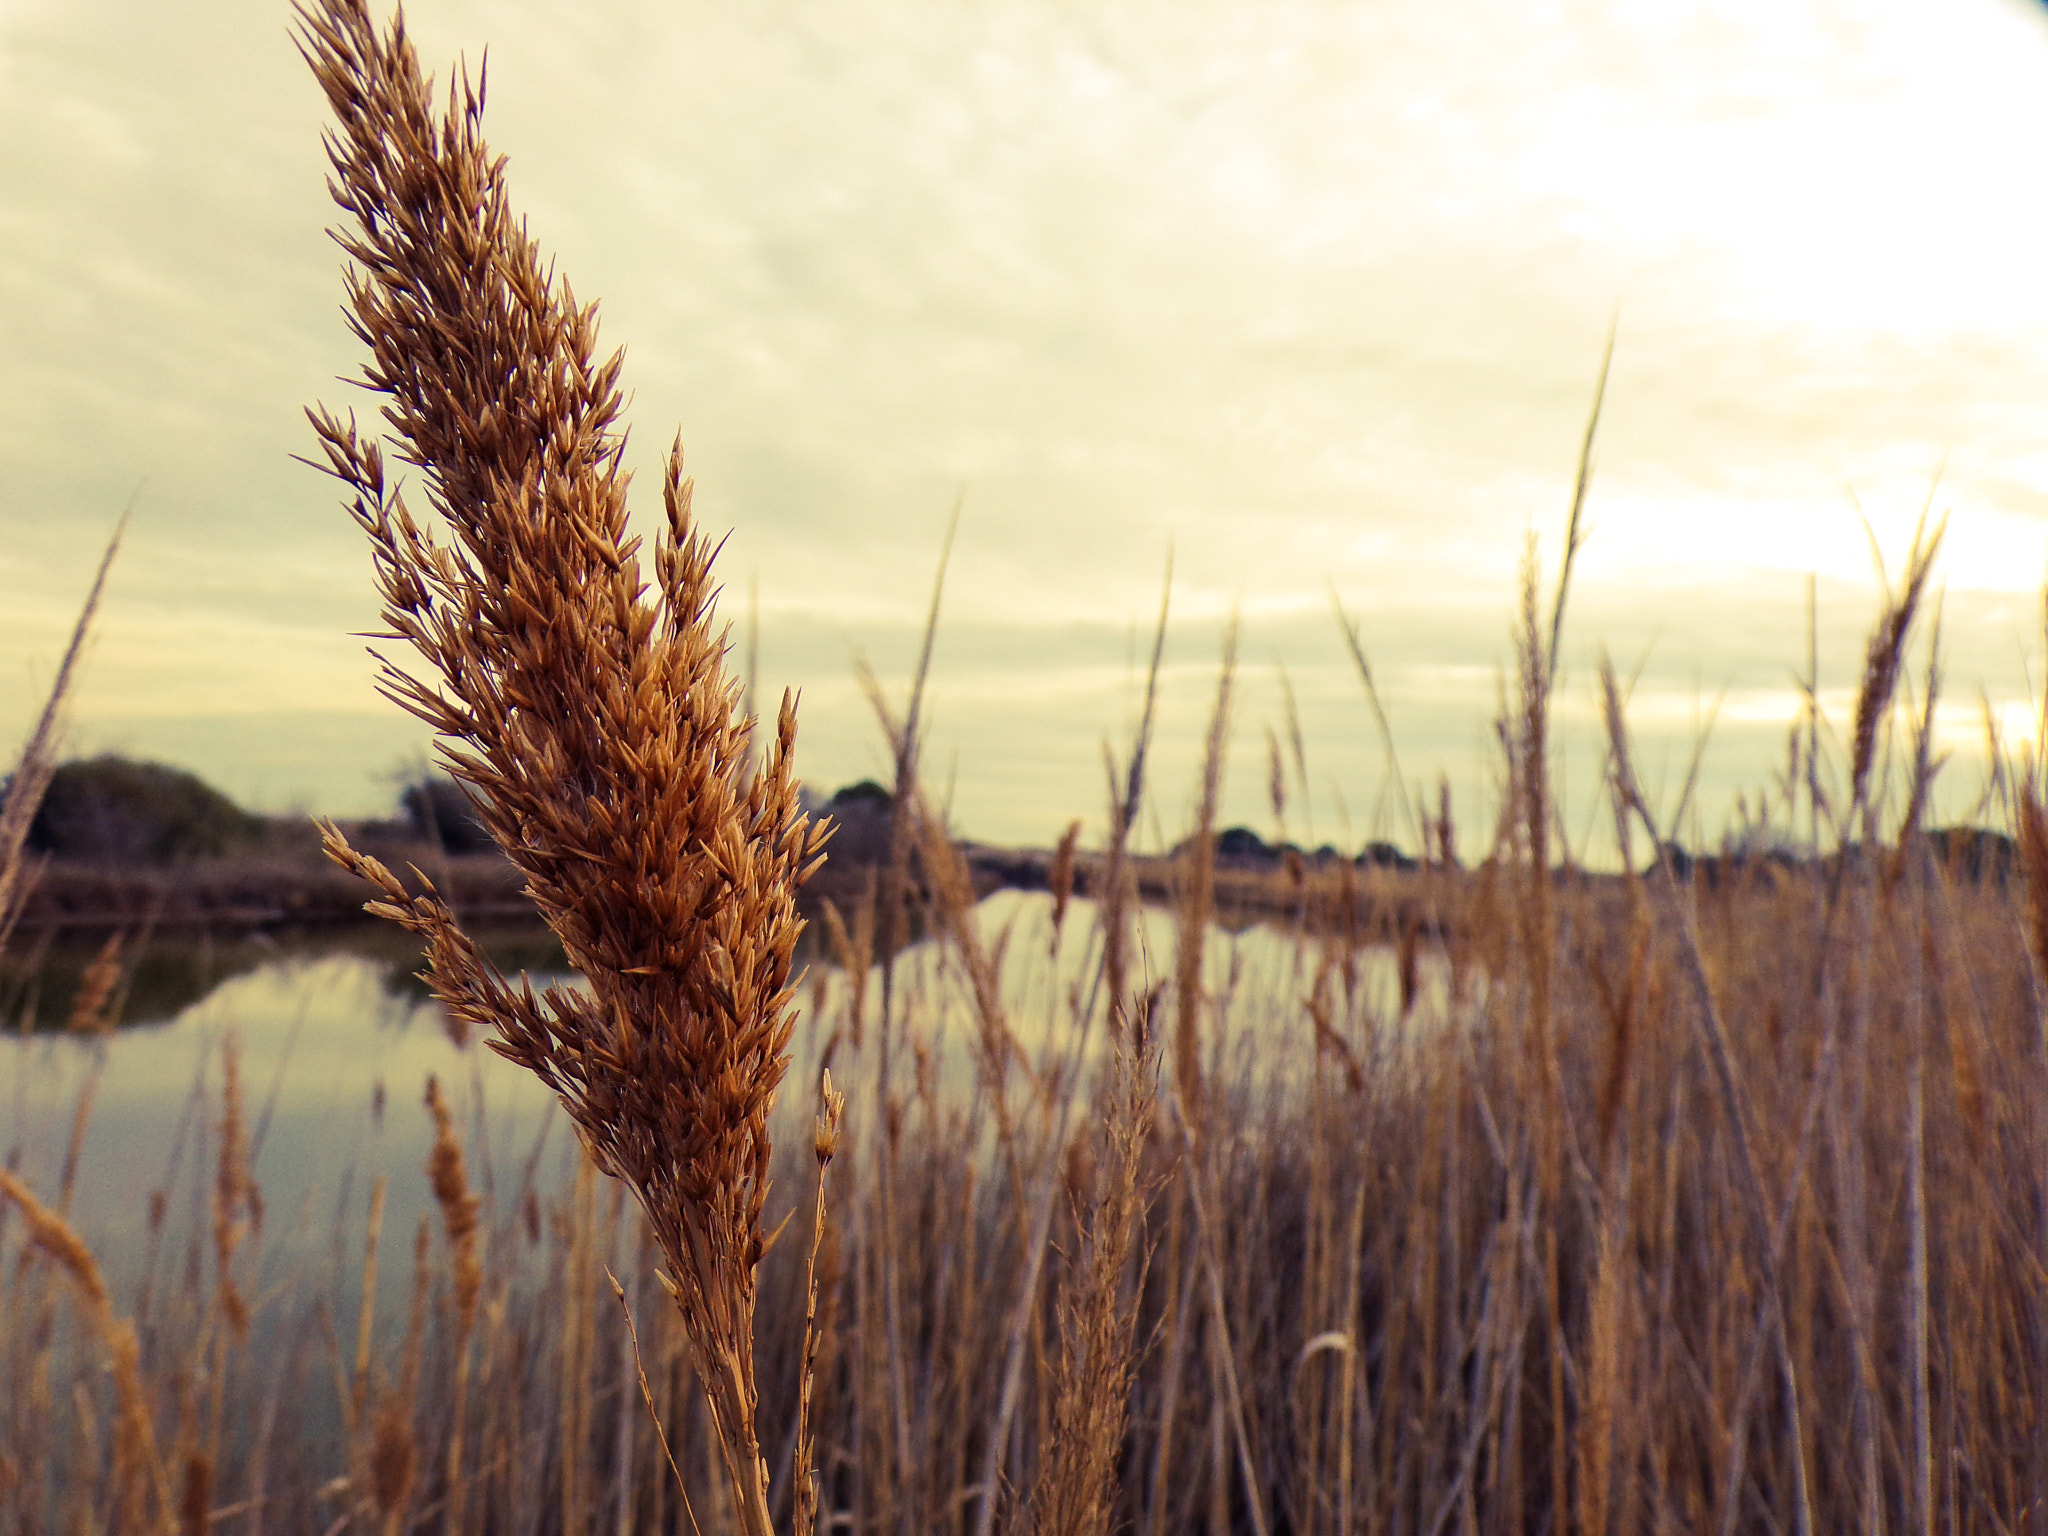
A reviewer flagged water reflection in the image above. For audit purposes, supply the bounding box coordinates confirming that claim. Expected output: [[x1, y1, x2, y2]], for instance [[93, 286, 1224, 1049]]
[[0, 923, 572, 1032], [4, 952, 573, 1324], [2, 890, 1447, 1329]]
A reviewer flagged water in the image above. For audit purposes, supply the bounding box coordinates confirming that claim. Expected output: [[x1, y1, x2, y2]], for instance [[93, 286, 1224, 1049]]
[[4, 950, 569, 1318], [1, 890, 1447, 1323]]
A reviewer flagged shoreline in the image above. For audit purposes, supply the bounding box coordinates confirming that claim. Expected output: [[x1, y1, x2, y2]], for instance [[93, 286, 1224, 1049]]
[[7, 837, 1470, 944], [17, 827, 2011, 947]]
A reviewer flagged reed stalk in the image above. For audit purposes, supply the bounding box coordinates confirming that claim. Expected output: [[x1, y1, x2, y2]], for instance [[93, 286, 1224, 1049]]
[[297, 5, 826, 1531], [0, 1168, 172, 1533], [793, 1073, 846, 1536], [0, 519, 123, 952], [1029, 1030, 1156, 1536]]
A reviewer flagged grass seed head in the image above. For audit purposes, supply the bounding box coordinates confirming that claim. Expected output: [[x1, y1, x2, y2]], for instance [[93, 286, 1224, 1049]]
[[300, 5, 825, 1527]]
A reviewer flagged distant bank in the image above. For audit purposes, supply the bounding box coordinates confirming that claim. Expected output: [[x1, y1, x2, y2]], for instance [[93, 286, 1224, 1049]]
[[5, 755, 2021, 942]]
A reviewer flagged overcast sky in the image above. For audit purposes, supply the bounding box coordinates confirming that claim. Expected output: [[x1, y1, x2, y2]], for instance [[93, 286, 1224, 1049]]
[[4, 0, 2048, 856]]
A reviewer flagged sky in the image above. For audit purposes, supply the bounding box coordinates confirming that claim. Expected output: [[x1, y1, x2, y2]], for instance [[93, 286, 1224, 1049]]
[[3, 0, 2048, 858]]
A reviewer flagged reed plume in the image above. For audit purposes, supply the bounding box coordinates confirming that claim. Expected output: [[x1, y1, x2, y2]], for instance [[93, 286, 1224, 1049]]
[[0, 520, 122, 951], [296, 4, 825, 1531], [0, 1168, 171, 1533], [1849, 513, 1945, 819], [424, 1075, 481, 1532], [1030, 1035, 1155, 1536]]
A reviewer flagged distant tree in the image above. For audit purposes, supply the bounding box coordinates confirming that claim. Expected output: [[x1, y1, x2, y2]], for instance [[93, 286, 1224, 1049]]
[[1213, 826, 1278, 863], [23, 755, 263, 866], [400, 772, 494, 854], [1357, 840, 1418, 871], [817, 780, 895, 865], [1653, 841, 1698, 880], [1927, 825, 2016, 884], [828, 780, 893, 810]]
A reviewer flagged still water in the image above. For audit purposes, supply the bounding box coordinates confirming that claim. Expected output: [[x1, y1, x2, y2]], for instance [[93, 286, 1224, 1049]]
[[2, 891, 1440, 1322]]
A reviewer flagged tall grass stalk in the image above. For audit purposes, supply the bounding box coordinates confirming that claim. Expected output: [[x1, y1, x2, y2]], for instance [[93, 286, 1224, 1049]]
[[297, 3, 825, 1531], [0, 519, 124, 950]]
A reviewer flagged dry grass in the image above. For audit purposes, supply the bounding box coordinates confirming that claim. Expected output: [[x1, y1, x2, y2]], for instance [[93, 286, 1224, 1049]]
[[9, 782, 2048, 1534], [0, 1167, 171, 1532], [296, 0, 826, 1529], [0, 521, 122, 950]]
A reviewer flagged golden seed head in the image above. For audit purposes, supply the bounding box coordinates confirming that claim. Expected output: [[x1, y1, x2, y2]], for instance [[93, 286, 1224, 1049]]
[[368, 1398, 417, 1519], [299, 0, 825, 1381], [815, 1070, 846, 1165]]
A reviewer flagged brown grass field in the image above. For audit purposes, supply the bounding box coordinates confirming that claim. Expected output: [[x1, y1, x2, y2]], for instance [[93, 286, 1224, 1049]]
[[7, 3, 2048, 1532]]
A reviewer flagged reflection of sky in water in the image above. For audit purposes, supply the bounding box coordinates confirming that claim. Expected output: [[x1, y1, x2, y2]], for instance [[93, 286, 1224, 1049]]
[[3, 890, 1445, 1335], [4, 953, 578, 1328], [841, 890, 1453, 1096]]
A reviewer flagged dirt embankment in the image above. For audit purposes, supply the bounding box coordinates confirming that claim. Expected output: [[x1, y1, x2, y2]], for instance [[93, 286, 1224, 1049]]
[[10, 820, 1475, 943], [9, 842, 528, 937]]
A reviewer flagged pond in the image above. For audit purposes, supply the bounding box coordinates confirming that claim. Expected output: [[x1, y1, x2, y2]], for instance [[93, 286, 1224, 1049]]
[[1, 890, 1447, 1327]]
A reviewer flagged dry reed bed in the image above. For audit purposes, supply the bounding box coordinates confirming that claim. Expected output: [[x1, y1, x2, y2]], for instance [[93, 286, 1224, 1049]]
[[8, 818, 2047, 1534]]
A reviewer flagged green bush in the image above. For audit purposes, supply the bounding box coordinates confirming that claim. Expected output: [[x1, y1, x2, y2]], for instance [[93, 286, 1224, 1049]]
[[23, 755, 264, 866]]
